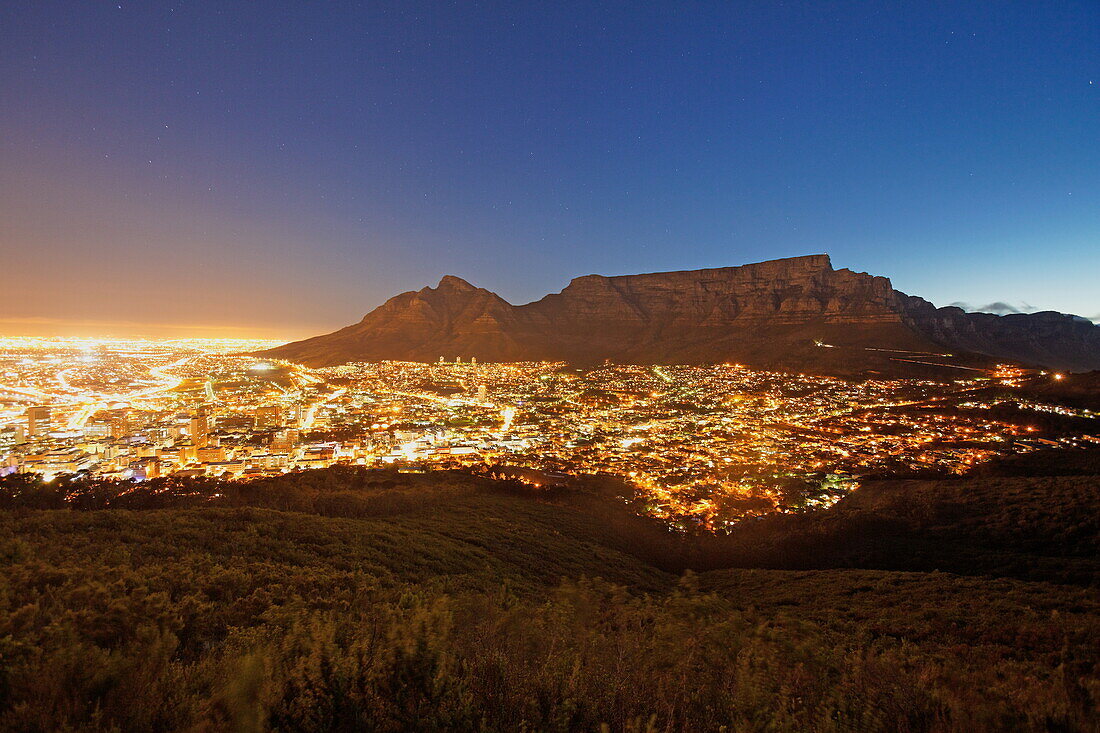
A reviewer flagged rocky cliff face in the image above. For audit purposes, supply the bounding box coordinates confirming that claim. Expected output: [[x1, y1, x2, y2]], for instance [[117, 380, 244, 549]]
[[896, 295, 1100, 373], [259, 255, 1100, 374]]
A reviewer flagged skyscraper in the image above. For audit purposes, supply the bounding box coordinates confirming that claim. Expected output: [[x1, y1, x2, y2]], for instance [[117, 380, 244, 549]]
[[255, 405, 283, 429], [189, 406, 209, 447], [109, 410, 130, 439], [26, 406, 51, 437]]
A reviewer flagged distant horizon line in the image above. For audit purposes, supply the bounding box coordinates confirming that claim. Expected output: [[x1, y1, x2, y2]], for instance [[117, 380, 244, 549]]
[[0, 317, 308, 342]]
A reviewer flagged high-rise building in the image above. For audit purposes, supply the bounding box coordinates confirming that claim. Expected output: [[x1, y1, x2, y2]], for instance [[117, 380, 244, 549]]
[[109, 410, 130, 439], [255, 405, 283, 429], [477, 385, 488, 401], [271, 429, 300, 451], [0, 426, 24, 453], [285, 403, 305, 427], [204, 378, 216, 402], [189, 407, 209, 447], [26, 406, 51, 436]]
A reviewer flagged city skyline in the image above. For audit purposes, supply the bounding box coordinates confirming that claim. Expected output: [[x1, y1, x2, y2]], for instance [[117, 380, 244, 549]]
[[2, 1, 1098, 337], [4, 336, 1089, 527]]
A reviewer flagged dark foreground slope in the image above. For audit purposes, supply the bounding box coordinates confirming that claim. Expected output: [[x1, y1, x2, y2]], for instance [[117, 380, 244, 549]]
[[259, 255, 1100, 373], [1, 464, 1098, 732]]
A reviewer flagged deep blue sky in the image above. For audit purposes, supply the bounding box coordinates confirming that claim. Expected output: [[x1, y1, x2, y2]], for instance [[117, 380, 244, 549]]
[[2, 1, 1098, 337]]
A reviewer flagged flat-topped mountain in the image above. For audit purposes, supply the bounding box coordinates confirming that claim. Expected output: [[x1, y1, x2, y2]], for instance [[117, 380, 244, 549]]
[[260, 255, 1100, 374]]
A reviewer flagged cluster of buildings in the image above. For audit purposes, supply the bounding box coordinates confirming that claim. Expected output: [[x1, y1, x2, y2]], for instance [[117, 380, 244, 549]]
[[1, 337, 1095, 526]]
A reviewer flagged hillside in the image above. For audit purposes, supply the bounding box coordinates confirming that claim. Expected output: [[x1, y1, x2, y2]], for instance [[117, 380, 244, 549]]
[[258, 255, 1100, 374], [1, 460, 1098, 731]]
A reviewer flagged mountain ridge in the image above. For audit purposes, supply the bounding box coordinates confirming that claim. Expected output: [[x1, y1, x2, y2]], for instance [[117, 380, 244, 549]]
[[260, 255, 1100, 374]]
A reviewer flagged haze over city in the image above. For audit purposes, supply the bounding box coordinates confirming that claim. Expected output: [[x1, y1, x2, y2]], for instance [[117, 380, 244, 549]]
[[2, 1, 1098, 338]]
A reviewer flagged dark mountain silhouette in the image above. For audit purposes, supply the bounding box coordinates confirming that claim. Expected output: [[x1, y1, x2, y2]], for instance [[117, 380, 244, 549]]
[[260, 255, 1100, 374]]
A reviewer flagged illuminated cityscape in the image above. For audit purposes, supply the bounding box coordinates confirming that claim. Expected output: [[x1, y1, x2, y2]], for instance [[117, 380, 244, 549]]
[[4, 2, 1100, 727], [2, 337, 1094, 527]]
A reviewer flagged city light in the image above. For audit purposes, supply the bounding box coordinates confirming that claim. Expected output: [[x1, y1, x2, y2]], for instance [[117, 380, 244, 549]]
[[2, 339, 1093, 526]]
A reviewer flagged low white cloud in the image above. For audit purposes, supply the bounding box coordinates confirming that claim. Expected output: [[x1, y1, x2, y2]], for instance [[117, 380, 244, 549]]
[[948, 301, 1039, 316]]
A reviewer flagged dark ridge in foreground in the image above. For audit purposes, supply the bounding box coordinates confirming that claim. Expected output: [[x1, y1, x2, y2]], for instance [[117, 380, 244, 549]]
[[258, 255, 1100, 374], [1, 452, 1098, 730]]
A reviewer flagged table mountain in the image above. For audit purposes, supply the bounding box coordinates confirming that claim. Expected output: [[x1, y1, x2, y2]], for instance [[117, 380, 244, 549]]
[[259, 255, 1100, 374]]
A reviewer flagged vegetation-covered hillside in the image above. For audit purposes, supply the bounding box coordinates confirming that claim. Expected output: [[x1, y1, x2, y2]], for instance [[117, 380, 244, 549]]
[[1, 457, 1098, 731]]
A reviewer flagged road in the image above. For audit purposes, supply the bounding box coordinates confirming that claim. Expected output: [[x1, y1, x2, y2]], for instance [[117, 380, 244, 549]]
[[300, 388, 347, 429], [62, 355, 195, 429]]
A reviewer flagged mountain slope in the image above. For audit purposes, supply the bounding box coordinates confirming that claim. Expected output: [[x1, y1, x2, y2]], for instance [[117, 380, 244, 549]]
[[2, 465, 1098, 730], [260, 255, 1100, 373], [900, 295, 1100, 372]]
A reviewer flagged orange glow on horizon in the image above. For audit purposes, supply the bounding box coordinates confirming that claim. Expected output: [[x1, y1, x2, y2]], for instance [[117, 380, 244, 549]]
[[0, 317, 313, 343]]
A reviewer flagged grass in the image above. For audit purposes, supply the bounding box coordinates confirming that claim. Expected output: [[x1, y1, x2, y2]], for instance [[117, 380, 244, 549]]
[[0, 462, 1098, 731]]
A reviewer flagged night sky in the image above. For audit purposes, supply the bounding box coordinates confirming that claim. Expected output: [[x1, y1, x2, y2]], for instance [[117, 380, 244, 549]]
[[2, 1, 1097, 338]]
